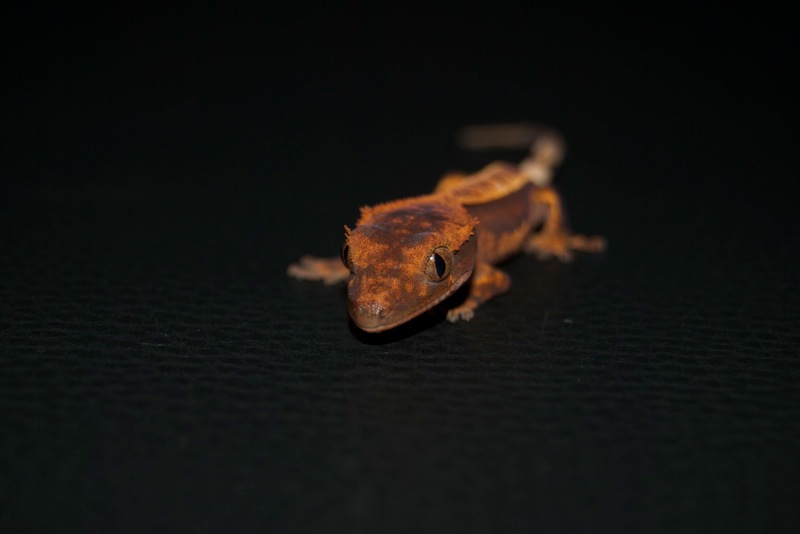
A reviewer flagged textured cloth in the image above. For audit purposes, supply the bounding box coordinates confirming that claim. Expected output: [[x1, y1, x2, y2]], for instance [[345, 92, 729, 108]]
[[3, 5, 797, 533]]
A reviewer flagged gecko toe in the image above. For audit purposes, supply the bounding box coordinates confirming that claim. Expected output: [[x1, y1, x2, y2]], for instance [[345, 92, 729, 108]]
[[447, 307, 475, 323]]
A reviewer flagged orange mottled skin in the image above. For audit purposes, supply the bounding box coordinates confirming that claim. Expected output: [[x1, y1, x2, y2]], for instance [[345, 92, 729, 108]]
[[288, 130, 605, 332]]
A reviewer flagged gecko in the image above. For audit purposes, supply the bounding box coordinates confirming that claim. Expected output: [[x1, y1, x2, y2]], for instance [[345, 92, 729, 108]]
[[287, 124, 606, 333]]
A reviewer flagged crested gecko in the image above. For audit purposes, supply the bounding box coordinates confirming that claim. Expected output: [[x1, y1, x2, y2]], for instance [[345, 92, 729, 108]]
[[287, 124, 606, 333]]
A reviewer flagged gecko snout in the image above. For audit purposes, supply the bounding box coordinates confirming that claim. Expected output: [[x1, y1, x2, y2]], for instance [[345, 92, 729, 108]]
[[348, 297, 392, 332], [352, 299, 387, 318]]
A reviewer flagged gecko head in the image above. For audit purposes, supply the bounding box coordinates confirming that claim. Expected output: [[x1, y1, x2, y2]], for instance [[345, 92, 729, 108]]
[[341, 195, 478, 333]]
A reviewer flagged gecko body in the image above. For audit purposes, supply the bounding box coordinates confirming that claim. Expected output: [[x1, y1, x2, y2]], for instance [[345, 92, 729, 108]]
[[288, 127, 605, 332]]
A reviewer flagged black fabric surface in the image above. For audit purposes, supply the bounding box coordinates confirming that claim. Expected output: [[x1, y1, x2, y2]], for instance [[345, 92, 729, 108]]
[[2, 5, 798, 532]]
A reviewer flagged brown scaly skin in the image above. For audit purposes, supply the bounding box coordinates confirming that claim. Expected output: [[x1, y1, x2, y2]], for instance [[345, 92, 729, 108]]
[[287, 128, 606, 333]]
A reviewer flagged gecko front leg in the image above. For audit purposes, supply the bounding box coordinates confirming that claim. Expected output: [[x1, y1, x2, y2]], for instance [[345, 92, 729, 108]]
[[446, 263, 511, 322], [287, 255, 350, 285]]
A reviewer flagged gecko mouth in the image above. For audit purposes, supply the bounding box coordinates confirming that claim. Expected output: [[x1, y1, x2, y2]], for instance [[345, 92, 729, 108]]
[[350, 268, 474, 333]]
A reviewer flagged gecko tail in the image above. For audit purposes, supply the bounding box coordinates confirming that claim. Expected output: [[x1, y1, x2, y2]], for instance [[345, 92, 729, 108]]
[[457, 123, 564, 159], [457, 123, 565, 187]]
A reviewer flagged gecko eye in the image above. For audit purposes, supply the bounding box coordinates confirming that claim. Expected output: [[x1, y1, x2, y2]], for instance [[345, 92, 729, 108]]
[[425, 246, 452, 282], [340, 243, 353, 271]]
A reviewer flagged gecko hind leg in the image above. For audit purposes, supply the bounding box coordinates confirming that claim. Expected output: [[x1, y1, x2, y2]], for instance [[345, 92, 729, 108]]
[[446, 263, 511, 322], [524, 187, 606, 262]]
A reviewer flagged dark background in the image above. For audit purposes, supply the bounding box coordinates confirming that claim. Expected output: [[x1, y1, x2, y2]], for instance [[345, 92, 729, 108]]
[[2, 4, 798, 532]]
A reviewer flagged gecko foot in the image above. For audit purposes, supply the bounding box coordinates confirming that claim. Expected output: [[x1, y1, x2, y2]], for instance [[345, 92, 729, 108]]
[[287, 255, 350, 285], [524, 232, 606, 262], [446, 302, 477, 323]]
